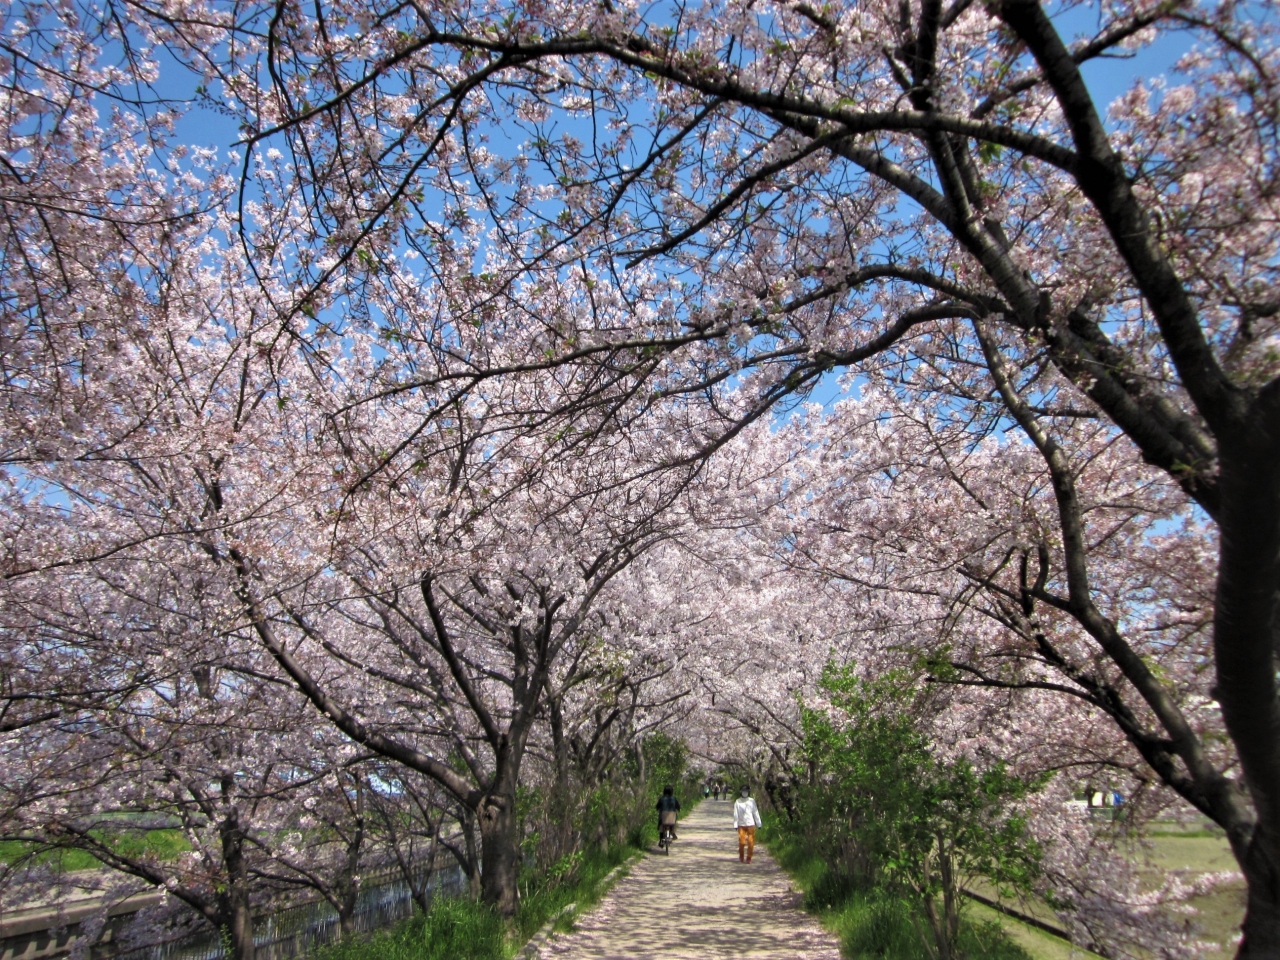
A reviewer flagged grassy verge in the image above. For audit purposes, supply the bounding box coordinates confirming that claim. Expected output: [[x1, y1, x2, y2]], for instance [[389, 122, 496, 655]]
[[911, 827, 1243, 959], [762, 824, 1033, 960], [965, 902, 1104, 960], [0, 829, 190, 871], [312, 897, 508, 960], [514, 831, 644, 941], [315, 814, 657, 960], [1129, 831, 1244, 960]]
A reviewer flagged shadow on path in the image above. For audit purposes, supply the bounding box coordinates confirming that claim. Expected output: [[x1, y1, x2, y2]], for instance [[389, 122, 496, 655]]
[[543, 800, 842, 960]]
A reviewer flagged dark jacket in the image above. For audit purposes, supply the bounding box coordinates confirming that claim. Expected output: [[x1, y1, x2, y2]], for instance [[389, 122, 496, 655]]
[[656, 794, 681, 814]]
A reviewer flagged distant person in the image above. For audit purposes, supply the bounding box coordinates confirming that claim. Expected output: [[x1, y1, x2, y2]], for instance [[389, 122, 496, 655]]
[[656, 784, 681, 841], [733, 785, 762, 863], [703, 783, 711, 800], [712, 782, 720, 801]]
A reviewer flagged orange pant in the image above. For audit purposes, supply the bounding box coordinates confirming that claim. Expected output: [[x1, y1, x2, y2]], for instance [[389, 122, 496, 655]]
[[738, 826, 756, 861]]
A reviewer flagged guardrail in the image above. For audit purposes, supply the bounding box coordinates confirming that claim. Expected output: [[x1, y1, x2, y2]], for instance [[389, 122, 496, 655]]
[[959, 887, 1073, 941], [1, 862, 465, 960]]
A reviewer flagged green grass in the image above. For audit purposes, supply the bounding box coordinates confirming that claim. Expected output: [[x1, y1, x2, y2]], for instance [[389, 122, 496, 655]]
[[1131, 831, 1244, 960], [315, 815, 652, 960], [112, 829, 191, 860], [315, 897, 508, 960], [764, 825, 1033, 960], [0, 829, 190, 872], [931, 825, 1245, 960], [1148, 829, 1222, 838], [965, 903, 1105, 960], [513, 834, 640, 941], [1144, 818, 1225, 837], [0, 842, 101, 872]]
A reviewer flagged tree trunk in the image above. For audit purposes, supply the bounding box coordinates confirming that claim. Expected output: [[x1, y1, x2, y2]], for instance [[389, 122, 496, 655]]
[[1213, 416, 1280, 958], [547, 696, 576, 862], [919, 846, 951, 960], [217, 798, 255, 960], [224, 897, 255, 960], [338, 775, 366, 937], [456, 807, 482, 899], [478, 792, 520, 917], [939, 839, 959, 955], [408, 835, 439, 915], [215, 867, 255, 960], [338, 887, 359, 938], [1238, 830, 1280, 958]]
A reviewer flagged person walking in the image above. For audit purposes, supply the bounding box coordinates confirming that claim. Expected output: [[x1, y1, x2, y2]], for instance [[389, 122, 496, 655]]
[[733, 785, 762, 863]]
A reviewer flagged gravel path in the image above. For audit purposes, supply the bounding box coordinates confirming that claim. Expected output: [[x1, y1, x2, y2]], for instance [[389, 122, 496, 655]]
[[542, 800, 843, 960]]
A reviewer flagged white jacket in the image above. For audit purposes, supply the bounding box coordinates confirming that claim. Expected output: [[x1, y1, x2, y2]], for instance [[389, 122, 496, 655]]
[[733, 796, 762, 828]]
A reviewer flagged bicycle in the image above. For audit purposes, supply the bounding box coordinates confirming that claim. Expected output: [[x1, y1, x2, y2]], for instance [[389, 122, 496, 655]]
[[658, 824, 675, 855]]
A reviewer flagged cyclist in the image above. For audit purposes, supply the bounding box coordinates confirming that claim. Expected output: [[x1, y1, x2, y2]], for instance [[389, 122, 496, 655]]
[[656, 785, 681, 843]]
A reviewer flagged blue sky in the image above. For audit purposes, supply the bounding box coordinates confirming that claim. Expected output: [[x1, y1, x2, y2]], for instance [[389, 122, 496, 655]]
[[143, 0, 1200, 425]]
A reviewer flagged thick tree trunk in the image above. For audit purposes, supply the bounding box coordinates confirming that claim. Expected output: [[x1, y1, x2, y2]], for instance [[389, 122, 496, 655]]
[[1238, 831, 1280, 957], [224, 898, 255, 960], [214, 866, 255, 960], [337, 887, 359, 938], [217, 799, 255, 960], [547, 697, 577, 862], [477, 793, 520, 917], [1213, 412, 1280, 958]]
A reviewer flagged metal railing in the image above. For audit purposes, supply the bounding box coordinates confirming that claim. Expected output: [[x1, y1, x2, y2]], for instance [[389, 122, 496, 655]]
[[108, 864, 466, 960]]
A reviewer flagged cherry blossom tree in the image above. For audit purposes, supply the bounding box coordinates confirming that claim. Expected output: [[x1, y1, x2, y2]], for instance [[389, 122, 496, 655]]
[[0, 560, 387, 960], [7, 0, 1280, 952], [231, 425, 707, 914], [180, 0, 1278, 944], [736, 385, 1230, 955]]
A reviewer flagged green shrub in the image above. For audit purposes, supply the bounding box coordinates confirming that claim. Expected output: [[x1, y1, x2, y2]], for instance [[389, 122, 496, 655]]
[[313, 826, 643, 960], [513, 836, 635, 940], [793, 665, 1043, 958], [764, 822, 1032, 960]]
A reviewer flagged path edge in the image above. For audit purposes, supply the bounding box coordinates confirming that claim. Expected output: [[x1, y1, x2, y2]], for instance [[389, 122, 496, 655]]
[[515, 852, 643, 960]]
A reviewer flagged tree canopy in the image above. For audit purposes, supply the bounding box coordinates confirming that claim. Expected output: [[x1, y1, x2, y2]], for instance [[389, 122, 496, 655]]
[[1, 0, 1278, 955]]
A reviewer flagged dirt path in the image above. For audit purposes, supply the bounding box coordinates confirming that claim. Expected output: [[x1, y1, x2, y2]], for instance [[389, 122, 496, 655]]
[[543, 800, 843, 960]]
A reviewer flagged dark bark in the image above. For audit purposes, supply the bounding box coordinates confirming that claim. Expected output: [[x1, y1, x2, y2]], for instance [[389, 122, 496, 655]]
[[1239, 833, 1280, 958], [221, 897, 255, 960], [1213, 397, 1280, 956], [986, 12, 1280, 952], [975, 317, 1280, 957], [217, 803, 256, 960], [458, 807, 482, 899], [335, 776, 366, 937], [477, 792, 520, 917], [994, 0, 1245, 432], [545, 694, 578, 863]]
